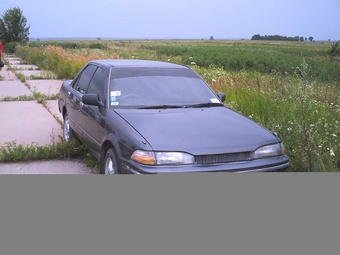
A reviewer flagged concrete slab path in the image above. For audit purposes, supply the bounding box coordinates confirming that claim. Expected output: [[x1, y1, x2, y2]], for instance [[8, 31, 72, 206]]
[[0, 101, 63, 146], [0, 80, 33, 99], [0, 55, 96, 174]]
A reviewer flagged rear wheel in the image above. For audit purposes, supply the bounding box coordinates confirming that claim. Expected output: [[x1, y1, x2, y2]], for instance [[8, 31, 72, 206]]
[[101, 148, 120, 174], [63, 113, 74, 141]]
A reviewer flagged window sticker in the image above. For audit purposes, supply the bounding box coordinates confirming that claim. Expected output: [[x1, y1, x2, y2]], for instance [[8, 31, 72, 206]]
[[210, 98, 220, 103], [111, 102, 119, 106], [111, 91, 121, 97], [111, 96, 116, 102]]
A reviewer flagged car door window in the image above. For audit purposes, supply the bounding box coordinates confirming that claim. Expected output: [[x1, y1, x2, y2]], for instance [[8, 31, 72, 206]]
[[87, 66, 106, 103], [74, 64, 97, 93]]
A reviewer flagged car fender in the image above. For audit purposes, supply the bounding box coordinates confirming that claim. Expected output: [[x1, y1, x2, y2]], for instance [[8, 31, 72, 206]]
[[99, 111, 153, 162]]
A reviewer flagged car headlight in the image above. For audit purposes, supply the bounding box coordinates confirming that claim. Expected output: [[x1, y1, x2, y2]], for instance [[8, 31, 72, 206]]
[[131, 150, 194, 165], [252, 143, 285, 159]]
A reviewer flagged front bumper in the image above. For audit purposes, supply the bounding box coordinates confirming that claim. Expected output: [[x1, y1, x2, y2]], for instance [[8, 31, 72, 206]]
[[120, 155, 289, 174]]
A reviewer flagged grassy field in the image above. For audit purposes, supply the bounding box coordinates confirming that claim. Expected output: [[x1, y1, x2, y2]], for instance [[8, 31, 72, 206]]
[[14, 39, 340, 171]]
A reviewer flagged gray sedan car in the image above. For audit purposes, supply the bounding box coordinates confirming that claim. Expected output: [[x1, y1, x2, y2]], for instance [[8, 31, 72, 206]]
[[58, 60, 289, 174]]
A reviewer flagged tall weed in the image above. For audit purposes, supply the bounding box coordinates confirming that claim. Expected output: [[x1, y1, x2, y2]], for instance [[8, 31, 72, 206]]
[[16, 45, 119, 79]]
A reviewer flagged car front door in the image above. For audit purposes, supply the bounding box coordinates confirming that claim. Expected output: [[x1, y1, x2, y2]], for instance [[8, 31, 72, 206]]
[[82, 66, 108, 156], [69, 64, 97, 141]]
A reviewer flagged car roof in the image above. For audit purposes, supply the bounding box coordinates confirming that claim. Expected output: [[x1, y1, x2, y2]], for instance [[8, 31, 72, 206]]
[[88, 59, 189, 69]]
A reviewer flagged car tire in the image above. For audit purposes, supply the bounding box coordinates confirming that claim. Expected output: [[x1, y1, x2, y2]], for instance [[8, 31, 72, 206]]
[[63, 113, 75, 142], [101, 148, 120, 174]]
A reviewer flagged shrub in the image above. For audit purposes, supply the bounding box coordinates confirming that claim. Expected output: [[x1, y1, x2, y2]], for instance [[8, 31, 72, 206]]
[[3, 42, 19, 53]]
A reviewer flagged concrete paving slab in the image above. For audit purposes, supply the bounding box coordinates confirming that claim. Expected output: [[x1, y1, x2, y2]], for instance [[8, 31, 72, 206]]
[[0, 159, 97, 174], [8, 60, 21, 65], [11, 64, 39, 70], [26, 79, 63, 95], [16, 70, 42, 78], [6, 57, 21, 61], [0, 101, 63, 146], [1, 65, 19, 81], [46, 100, 63, 122], [0, 80, 33, 99], [17, 70, 58, 79], [0, 70, 18, 81]]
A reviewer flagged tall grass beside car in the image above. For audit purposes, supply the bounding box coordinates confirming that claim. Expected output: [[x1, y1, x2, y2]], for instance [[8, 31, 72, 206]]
[[194, 63, 340, 171], [16, 45, 120, 79]]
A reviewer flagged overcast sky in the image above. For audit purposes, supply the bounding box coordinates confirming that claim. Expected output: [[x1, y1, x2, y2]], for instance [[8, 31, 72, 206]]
[[1, 0, 339, 41]]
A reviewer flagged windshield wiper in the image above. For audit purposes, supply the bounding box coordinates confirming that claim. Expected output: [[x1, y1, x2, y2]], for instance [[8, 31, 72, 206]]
[[184, 102, 224, 108], [137, 105, 183, 109]]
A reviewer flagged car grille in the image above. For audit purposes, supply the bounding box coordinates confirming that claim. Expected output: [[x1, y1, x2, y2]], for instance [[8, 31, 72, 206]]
[[195, 152, 251, 164]]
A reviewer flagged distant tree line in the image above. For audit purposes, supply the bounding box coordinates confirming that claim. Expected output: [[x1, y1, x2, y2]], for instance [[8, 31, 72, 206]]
[[251, 34, 314, 42]]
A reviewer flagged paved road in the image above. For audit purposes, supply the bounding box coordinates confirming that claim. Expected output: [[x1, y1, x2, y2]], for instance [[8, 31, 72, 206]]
[[0, 159, 95, 174], [0, 55, 97, 174]]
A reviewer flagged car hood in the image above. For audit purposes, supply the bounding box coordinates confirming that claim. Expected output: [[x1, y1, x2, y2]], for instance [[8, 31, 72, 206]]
[[115, 107, 279, 155]]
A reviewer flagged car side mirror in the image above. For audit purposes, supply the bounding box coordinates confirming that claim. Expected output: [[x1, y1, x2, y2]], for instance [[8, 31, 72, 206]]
[[82, 93, 103, 107], [217, 92, 225, 102]]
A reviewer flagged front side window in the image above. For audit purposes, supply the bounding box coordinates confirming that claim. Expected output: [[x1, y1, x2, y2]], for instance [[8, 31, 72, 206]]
[[87, 66, 107, 103], [73, 64, 97, 93]]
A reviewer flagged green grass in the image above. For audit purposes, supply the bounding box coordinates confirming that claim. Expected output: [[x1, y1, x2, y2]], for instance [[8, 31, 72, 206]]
[[147, 42, 340, 82], [1, 94, 35, 101], [0, 140, 86, 162], [15, 72, 26, 82], [32, 90, 57, 104], [0, 140, 100, 171]]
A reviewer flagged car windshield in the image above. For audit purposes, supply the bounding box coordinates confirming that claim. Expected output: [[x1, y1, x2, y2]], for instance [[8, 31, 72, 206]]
[[109, 67, 221, 108]]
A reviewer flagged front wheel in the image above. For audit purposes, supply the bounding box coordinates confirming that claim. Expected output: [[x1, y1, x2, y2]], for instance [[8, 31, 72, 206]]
[[63, 113, 75, 141], [101, 148, 120, 174]]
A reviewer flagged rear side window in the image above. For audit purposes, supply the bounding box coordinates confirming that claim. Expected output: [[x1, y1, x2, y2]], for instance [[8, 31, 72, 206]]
[[87, 66, 107, 102], [74, 64, 97, 93]]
